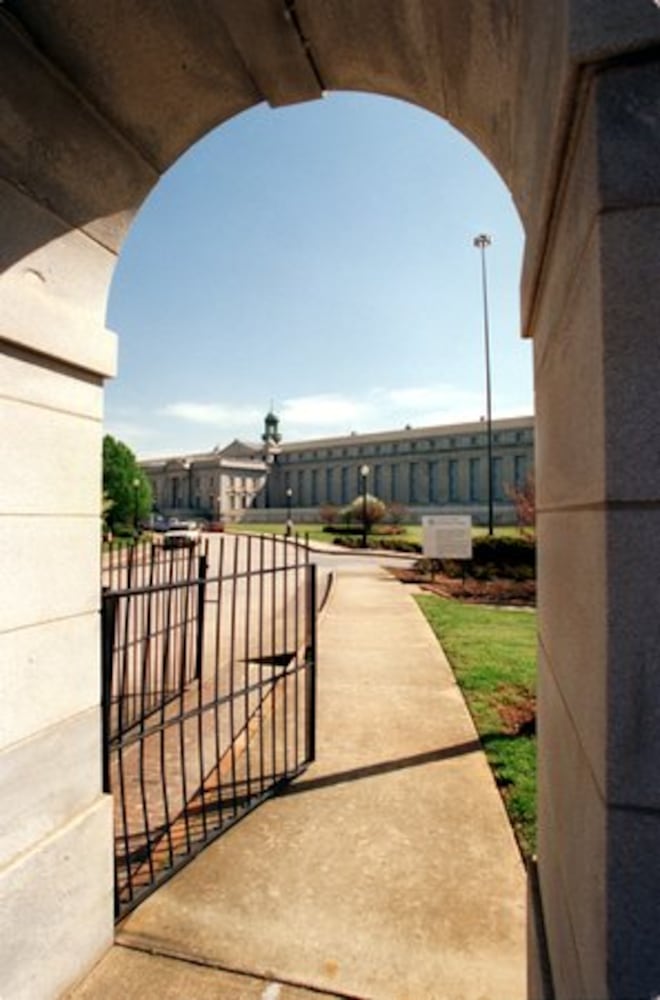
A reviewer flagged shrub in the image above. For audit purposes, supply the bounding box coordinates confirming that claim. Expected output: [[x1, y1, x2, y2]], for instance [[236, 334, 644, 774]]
[[347, 493, 386, 530], [413, 536, 535, 580], [319, 503, 340, 525], [385, 502, 408, 526]]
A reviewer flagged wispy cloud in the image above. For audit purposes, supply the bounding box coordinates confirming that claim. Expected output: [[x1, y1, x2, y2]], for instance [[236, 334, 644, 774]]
[[159, 402, 263, 426], [155, 383, 532, 450], [103, 420, 157, 442], [280, 393, 370, 427]]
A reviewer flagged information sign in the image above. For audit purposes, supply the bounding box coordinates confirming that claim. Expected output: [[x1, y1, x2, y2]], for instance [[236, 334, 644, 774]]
[[421, 515, 473, 559]]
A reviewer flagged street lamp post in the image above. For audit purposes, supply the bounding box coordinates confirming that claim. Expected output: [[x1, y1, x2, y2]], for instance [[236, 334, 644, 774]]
[[360, 464, 370, 548], [285, 488, 293, 538], [473, 233, 494, 536], [132, 476, 140, 540]]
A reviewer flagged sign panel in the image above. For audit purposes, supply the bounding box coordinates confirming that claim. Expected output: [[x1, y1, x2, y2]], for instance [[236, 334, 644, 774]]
[[422, 515, 473, 559]]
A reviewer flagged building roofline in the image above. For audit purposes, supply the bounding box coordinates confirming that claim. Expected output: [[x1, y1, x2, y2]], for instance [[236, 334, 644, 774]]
[[138, 414, 534, 466], [278, 415, 534, 451]]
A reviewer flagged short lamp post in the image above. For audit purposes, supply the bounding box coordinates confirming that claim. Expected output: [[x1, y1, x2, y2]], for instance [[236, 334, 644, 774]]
[[360, 464, 370, 548], [285, 488, 293, 538], [473, 232, 494, 536], [132, 476, 140, 540]]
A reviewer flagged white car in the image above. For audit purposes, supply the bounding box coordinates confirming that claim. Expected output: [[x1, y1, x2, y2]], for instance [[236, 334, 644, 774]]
[[162, 522, 201, 550]]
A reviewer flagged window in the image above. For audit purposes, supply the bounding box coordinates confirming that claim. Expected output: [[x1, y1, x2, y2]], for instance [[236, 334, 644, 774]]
[[408, 462, 418, 502], [341, 466, 349, 502], [469, 458, 480, 502], [514, 454, 528, 487], [493, 457, 504, 500], [428, 461, 438, 503], [448, 460, 459, 502]]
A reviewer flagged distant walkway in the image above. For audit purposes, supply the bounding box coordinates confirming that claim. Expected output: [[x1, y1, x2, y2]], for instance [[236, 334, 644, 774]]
[[71, 564, 526, 1000]]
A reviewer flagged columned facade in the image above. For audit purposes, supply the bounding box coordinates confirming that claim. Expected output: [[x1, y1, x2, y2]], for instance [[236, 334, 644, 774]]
[[268, 416, 532, 520], [2, 4, 660, 997], [141, 441, 268, 523], [139, 416, 533, 525]]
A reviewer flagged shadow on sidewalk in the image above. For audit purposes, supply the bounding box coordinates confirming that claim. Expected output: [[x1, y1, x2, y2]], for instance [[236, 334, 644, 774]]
[[281, 739, 481, 796]]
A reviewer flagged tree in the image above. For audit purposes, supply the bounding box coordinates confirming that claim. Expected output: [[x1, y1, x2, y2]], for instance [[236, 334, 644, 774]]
[[103, 434, 152, 533], [507, 472, 535, 536], [347, 493, 386, 533]]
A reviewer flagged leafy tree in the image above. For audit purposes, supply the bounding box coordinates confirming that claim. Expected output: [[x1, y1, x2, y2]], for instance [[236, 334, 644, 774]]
[[347, 493, 386, 532], [103, 434, 152, 533]]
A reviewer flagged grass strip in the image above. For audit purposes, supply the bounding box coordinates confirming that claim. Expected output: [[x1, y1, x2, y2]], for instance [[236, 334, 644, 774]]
[[416, 594, 537, 858]]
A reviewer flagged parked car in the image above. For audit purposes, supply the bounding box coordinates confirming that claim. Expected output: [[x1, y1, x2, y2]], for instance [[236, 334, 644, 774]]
[[142, 514, 168, 533], [162, 522, 201, 550]]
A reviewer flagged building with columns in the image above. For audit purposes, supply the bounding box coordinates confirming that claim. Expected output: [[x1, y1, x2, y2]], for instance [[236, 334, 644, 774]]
[[140, 441, 269, 522], [140, 412, 534, 524]]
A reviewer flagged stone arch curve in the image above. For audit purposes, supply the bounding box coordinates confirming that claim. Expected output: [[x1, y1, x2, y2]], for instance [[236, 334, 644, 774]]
[[2, 4, 660, 998]]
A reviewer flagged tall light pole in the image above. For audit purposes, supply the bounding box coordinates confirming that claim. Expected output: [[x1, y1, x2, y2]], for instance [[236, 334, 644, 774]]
[[360, 464, 370, 548], [285, 487, 293, 538], [473, 233, 494, 536]]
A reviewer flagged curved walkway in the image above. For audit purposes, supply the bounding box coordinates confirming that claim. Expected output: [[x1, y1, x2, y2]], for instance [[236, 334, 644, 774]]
[[71, 563, 526, 1000]]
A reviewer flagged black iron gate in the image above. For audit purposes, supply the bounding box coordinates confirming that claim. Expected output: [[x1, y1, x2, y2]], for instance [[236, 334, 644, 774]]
[[101, 533, 316, 919]]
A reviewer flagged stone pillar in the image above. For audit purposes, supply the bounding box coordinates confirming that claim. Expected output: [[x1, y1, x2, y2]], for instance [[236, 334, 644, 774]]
[[0, 200, 117, 998], [0, 20, 155, 995], [532, 55, 660, 999]]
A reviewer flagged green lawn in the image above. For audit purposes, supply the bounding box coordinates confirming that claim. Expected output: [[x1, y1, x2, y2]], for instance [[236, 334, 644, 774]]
[[416, 594, 537, 858], [225, 522, 422, 546], [226, 522, 528, 548]]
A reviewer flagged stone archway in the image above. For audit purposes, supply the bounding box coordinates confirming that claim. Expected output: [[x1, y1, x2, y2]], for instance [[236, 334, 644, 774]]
[[2, 4, 660, 997]]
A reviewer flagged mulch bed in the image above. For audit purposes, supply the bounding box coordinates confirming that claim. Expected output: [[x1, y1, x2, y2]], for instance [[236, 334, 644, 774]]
[[389, 566, 536, 607]]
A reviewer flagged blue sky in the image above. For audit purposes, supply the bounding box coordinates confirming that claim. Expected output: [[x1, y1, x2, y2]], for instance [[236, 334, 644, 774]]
[[105, 92, 532, 458]]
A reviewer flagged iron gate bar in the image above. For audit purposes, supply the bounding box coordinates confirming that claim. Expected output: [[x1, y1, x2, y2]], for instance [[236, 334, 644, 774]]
[[102, 533, 317, 918]]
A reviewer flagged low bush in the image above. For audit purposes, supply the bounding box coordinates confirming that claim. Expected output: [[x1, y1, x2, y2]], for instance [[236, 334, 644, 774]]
[[323, 524, 363, 535], [333, 535, 422, 553], [413, 535, 535, 580]]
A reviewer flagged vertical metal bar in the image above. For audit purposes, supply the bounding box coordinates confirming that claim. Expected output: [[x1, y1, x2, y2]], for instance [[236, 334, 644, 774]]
[[305, 563, 317, 763], [157, 551, 176, 870], [212, 533, 225, 830], [100, 590, 118, 794], [243, 536, 253, 802], [177, 548, 194, 854], [293, 539, 300, 769], [227, 534, 240, 816], [257, 533, 265, 794], [195, 551, 209, 838], [282, 531, 289, 776], [270, 532, 278, 782], [118, 547, 135, 733], [195, 553, 208, 681], [137, 550, 158, 889]]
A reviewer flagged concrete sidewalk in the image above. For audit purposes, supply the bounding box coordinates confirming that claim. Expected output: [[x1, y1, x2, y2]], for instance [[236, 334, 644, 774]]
[[71, 564, 526, 1000]]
